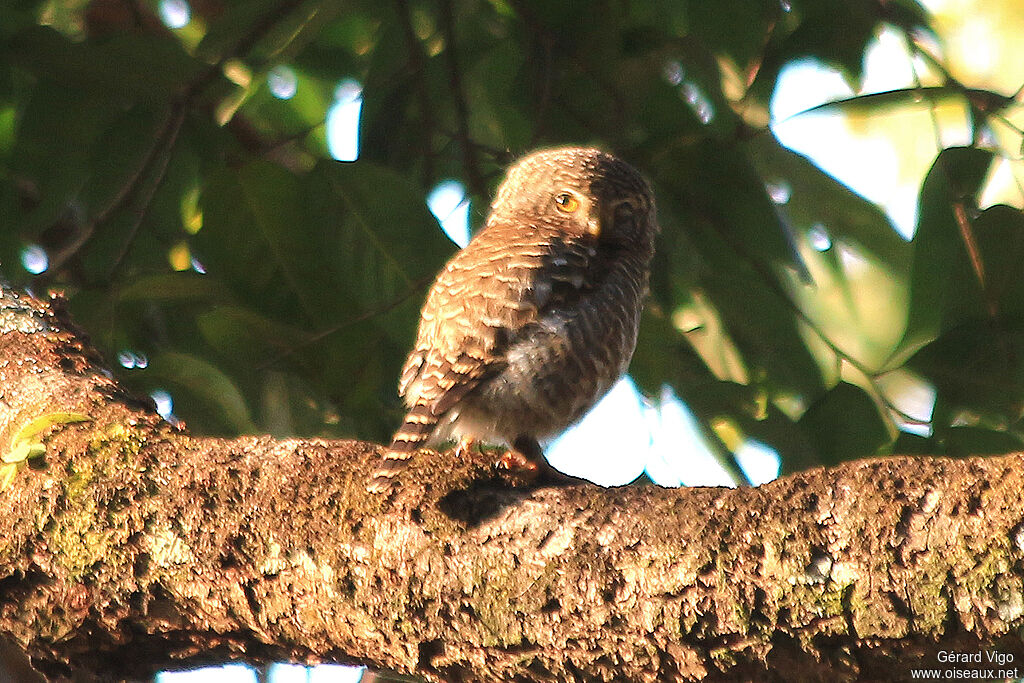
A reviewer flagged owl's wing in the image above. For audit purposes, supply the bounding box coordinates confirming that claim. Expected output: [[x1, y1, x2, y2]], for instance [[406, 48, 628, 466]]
[[372, 226, 597, 493], [400, 225, 598, 420], [397, 351, 425, 399]]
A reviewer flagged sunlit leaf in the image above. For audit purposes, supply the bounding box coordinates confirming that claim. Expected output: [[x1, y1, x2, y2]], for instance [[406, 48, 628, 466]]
[[0, 462, 18, 492], [11, 412, 91, 444], [788, 87, 1013, 120], [632, 309, 819, 474], [3, 441, 34, 464], [748, 135, 911, 270]]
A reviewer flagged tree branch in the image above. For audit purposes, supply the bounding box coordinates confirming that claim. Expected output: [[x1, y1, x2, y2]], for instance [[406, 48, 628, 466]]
[[2, 287, 1024, 682]]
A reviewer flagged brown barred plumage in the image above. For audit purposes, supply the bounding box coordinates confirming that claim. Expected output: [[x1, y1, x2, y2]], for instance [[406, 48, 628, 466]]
[[367, 147, 658, 493]]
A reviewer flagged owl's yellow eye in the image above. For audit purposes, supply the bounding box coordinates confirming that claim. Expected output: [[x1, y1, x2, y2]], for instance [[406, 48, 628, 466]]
[[554, 192, 580, 213]]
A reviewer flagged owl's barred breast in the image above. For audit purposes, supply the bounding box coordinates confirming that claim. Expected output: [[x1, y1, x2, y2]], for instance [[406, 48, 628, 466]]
[[368, 146, 657, 493]]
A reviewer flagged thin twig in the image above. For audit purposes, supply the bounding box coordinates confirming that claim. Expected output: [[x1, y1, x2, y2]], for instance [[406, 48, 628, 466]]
[[255, 276, 433, 371], [187, 0, 308, 94], [439, 0, 487, 201], [394, 0, 437, 187], [106, 102, 188, 278], [506, 0, 555, 146], [435, 126, 512, 165], [44, 107, 178, 276]]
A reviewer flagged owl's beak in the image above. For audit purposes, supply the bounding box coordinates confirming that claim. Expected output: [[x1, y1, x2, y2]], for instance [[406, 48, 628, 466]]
[[583, 199, 604, 237], [591, 200, 619, 238]]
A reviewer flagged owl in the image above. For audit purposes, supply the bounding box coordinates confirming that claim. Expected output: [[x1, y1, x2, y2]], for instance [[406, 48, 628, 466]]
[[368, 147, 657, 493]]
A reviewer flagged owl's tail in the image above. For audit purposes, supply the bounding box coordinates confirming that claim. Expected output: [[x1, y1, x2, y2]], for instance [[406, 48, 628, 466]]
[[367, 404, 437, 493]]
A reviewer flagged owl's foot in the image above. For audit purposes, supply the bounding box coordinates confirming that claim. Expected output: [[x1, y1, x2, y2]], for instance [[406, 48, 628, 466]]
[[454, 436, 479, 460], [451, 436, 588, 488], [495, 448, 540, 473], [498, 435, 546, 476], [496, 435, 577, 487], [496, 448, 591, 487], [493, 447, 543, 489], [506, 434, 592, 487]]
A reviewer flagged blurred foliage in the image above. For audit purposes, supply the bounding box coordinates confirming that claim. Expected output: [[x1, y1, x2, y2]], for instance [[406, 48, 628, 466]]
[[1, 0, 1023, 476]]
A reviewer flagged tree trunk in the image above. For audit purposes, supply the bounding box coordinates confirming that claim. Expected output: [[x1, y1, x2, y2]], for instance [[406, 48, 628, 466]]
[[2, 288, 1023, 682]]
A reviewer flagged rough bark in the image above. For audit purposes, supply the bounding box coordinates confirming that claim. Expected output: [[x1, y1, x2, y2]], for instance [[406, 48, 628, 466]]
[[2, 288, 1024, 683]]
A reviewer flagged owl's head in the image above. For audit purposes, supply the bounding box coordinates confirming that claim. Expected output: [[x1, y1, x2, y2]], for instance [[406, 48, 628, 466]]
[[491, 147, 657, 254]]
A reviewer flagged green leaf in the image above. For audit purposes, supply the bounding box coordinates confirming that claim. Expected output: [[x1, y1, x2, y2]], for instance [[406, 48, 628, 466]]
[[631, 309, 819, 474], [748, 135, 911, 272], [142, 352, 256, 435], [788, 87, 1012, 120], [317, 159, 454, 293], [683, 0, 774, 70], [940, 426, 1024, 457], [776, 0, 881, 80], [196, 305, 314, 365], [5, 27, 205, 103], [798, 382, 891, 465], [899, 147, 995, 355], [464, 41, 532, 152], [197, 162, 327, 321], [193, 158, 453, 439], [239, 67, 335, 148], [646, 140, 829, 404], [655, 137, 804, 274], [117, 273, 232, 304], [748, 136, 912, 370], [972, 204, 1024, 318], [907, 323, 1024, 423], [3, 441, 33, 463], [293, 11, 375, 78], [197, 0, 350, 67], [2, 412, 84, 469], [0, 5, 35, 43], [694, 237, 826, 398], [7, 86, 115, 239], [11, 412, 91, 444], [198, 159, 451, 325]]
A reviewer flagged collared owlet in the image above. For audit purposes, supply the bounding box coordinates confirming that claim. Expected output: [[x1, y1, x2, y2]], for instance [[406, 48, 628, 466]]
[[368, 147, 658, 493]]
